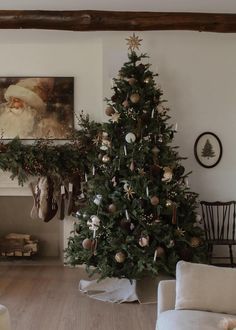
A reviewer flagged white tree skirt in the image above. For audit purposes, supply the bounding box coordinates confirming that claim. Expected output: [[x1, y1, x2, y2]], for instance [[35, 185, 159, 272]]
[[79, 278, 138, 303]]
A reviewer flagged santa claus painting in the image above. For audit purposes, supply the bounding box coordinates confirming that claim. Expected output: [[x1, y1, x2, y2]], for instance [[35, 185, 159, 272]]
[[0, 77, 74, 139]]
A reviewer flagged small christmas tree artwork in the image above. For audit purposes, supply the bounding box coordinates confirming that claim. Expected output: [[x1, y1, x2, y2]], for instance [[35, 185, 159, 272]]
[[201, 139, 215, 159], [66, 35, 207, 280]]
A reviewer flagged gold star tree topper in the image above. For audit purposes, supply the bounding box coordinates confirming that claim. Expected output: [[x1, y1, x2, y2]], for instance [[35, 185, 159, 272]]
[[126, 33, 142, 51]]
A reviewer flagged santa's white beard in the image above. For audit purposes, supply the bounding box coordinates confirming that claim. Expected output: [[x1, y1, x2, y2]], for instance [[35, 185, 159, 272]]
[[0, 105, 38, 139]]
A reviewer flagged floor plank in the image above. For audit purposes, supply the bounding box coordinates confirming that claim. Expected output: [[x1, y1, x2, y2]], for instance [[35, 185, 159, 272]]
[[0, 266, 157, 330]]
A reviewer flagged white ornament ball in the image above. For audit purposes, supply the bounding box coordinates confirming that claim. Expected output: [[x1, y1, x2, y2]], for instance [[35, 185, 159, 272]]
[[125, 132, 136, 143], [139, 236, 149, 247], [115, 251, 126, 263], [90, 215, 100, 225], [87, 215, 101, 230]]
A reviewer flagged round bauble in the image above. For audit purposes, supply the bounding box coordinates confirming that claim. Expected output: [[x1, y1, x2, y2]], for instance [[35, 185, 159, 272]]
[[130, 93, 140, 104], [125, 132, 136, 143], [150, 196, 160, 206], [115, 251, 126, 263], [90, 215, 100, 225], [108, 203, 117, 213], [102, 155, 111, 163], [190, 237, 201, 248], [162, 167, 173, 182], [128, 77, 137, 86], [155, 246, 165, 257], [139, 236, 149, 247], [82, 238, 94, 250], [105, 106, 115, 116]]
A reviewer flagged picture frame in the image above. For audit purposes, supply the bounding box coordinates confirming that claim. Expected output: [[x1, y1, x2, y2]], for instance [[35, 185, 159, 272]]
[[194, 132, 222, 168], [0, 77, 74, 140]]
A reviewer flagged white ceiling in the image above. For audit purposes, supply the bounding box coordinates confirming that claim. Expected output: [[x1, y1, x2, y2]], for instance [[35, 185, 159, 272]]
[[0, 0, 236, 12]]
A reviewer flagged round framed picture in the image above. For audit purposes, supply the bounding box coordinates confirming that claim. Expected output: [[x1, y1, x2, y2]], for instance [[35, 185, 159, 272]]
[[194, 132, 222, 168]]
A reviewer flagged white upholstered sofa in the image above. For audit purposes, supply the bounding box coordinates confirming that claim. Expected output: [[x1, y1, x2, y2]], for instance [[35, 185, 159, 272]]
[[0, 305, 11, 330], [156, 261, 236, 330]]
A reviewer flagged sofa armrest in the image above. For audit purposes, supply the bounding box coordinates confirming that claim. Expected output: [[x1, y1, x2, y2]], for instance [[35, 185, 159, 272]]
[[0, 305, 11, 330], [157, 280, 176, 316]]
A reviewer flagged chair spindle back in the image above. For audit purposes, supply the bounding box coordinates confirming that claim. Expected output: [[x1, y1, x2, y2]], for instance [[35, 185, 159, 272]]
[[200, 201, 236, 241]]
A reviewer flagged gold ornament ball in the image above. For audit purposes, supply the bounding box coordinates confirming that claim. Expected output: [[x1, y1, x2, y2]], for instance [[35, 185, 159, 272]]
[[139, 236, 149, 247], [128, 77, 137, 86], [105, 106, 115, 116], [115, 251, 126, 263], [108, 203, 117, 213], [150, 196, 160, 206], [102, 155, 111, 163], [130, 93, 140, 104], [82, 238, 94, 250], [190, 237, 201, 248], [155, 246, 165, 257]]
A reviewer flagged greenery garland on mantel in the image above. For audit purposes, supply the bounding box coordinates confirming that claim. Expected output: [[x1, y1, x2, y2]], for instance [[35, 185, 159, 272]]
[[0, 113, 101, 186]]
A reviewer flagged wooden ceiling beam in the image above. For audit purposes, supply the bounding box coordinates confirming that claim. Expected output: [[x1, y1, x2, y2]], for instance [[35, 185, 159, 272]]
[[0, 10, 235, 33]]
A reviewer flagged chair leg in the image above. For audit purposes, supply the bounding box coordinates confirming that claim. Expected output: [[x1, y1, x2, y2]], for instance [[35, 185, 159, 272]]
[[229, 245, 234, 267], [208, 244, 213, 264]]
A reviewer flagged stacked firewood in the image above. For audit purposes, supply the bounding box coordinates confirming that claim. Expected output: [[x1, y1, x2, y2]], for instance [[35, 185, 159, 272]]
[[0, 233, 38, 257]]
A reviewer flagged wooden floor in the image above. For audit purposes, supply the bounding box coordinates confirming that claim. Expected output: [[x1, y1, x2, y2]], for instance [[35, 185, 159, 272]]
[[0, 266, 157, 330]]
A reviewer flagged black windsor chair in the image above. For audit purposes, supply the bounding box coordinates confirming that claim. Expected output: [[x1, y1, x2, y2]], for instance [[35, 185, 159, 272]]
[[200, 201, 236, 267]]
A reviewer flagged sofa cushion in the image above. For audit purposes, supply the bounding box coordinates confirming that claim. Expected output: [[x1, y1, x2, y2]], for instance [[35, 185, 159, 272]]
[[157, 310, 236, 330], [175, 261, 236, 315]]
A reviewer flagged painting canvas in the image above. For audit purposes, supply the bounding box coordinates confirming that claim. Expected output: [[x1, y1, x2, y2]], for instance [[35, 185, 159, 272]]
[[194, 132, 222, 168], [0, 77, 74, 139]]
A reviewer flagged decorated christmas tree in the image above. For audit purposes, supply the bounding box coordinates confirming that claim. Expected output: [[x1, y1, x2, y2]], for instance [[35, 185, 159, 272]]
[[66, 35, 207, 280]]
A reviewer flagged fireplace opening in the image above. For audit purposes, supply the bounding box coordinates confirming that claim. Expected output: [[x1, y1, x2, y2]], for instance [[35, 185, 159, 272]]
[[0, 196, 63, 265]]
